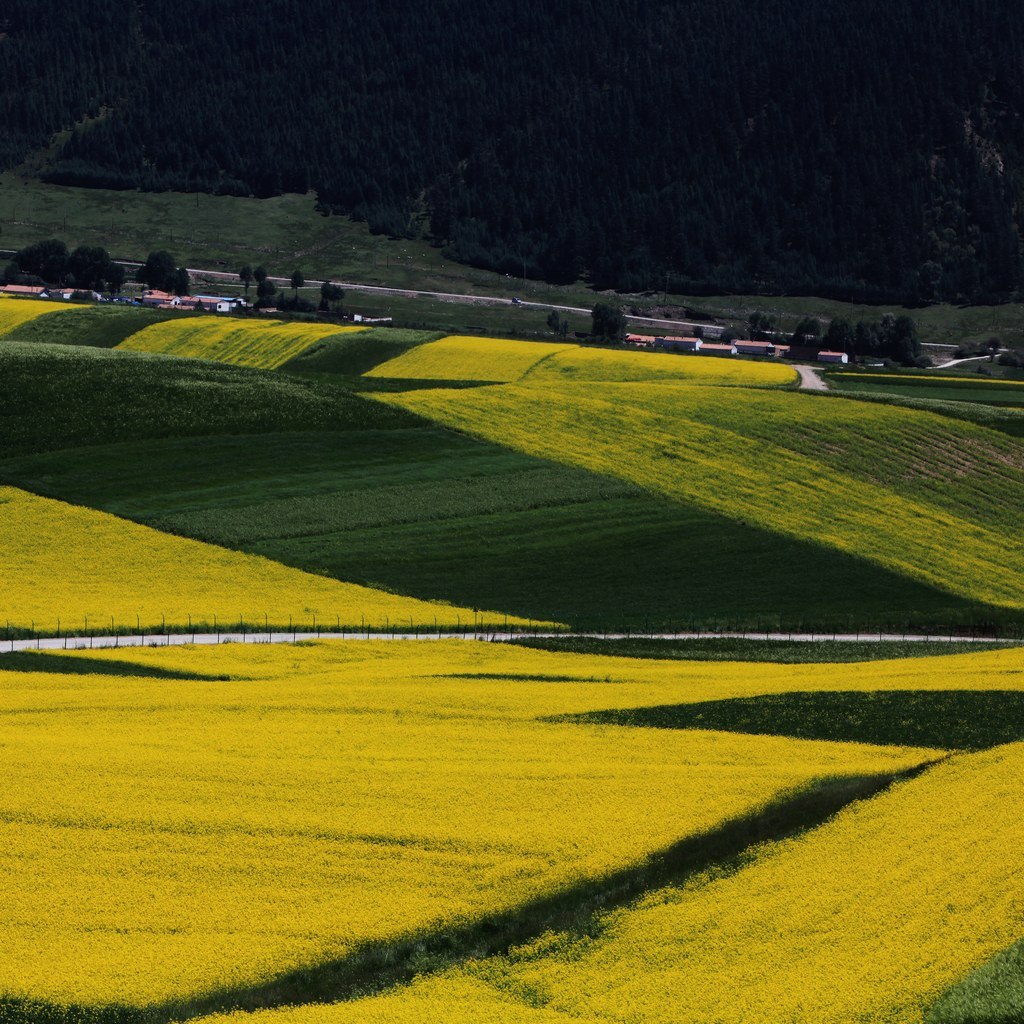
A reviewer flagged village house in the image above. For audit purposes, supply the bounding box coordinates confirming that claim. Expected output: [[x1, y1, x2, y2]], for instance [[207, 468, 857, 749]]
[[735, 339, 790, 358], [699, 341, 738, 357], [141, 290, 178, 308], [655, 335, 702, 352]]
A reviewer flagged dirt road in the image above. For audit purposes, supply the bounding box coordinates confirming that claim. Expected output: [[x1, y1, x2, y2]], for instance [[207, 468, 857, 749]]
[[795, 364, 828, 390]]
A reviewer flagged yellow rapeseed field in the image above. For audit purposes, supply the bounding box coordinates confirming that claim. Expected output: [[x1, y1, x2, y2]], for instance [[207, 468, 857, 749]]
[[525, 344, 795, 385], [0, 486, 525, 632], [457, 744, 1024, 1024], [0, 640, 932, 1009], [117, 316, 363, 369], [0, 295, 77, 334], [192, 739, 1024, 1024], [366, 334, 574, 381], [376, 381, 1024, 608], [368, 334, 794, 385], [80, 636, 1024, 719]]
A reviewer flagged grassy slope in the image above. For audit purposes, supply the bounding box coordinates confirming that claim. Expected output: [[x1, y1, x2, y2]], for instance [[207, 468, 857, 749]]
[[928, 939, 1024, 1023], [1, 304, 179, 347], [0, 342, 417, 457], [5, 174, 1024, 347], [280, 327, 443, 376]]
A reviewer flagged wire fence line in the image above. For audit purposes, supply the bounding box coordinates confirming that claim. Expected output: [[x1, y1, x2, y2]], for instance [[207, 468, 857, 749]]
[[2, 627, 1021, 656]]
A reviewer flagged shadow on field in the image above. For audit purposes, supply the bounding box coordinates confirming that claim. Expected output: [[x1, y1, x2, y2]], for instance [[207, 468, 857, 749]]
[[0, 765, 938, 1024], [0, 650, 229, 681], [553, 690, 1024, 751]]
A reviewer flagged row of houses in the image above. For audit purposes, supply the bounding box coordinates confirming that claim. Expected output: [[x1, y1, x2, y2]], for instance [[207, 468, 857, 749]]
[[140, 290, 246, 313], [1, 284, 103, 301], [626, 333, 849, 364]]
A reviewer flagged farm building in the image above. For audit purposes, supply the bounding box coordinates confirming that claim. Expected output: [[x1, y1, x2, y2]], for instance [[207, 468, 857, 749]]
[[655, 335, 702, 352], [699, 342, 738, 357], [141, 290, 178, 308], [735, 340, 789, 357], [1, 285, 47, 298], [817, 350, 849, 364], [626, 334, 657, 347]]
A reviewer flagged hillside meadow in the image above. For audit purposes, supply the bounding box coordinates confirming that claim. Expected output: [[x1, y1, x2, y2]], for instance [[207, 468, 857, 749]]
[[0, 337, 1009, 632], [377, 378, 1024, 610]]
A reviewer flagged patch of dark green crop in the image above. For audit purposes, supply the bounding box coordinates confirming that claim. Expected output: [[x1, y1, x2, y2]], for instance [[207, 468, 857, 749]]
[[2, 305, 179, 348], [0, 650, 229, 681], [0, 343, 420, 457], [279, 326, 441, 375], [927, 935, 1024, 1023], [554, 690, 1024, 751], [508, 638, 1018, 663]]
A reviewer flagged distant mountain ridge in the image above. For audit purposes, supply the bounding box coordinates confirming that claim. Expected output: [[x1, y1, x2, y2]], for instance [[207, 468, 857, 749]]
[[2, 0, 1022, 301]]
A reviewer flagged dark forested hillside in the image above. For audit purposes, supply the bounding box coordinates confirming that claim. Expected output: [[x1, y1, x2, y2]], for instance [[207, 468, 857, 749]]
[[2, 0, 1023, 301]]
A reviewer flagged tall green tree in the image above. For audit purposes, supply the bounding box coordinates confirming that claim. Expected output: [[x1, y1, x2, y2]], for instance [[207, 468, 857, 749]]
[[137, 251, 177, 291], [591, 302, 625, 340]]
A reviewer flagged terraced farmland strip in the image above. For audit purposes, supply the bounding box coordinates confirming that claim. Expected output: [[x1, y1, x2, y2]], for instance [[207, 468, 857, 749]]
[[118, 316, 364, 369], [377, 382, 1024, 608], [0, 641, 929, 1013], [369, 335, 795, 386], [637, 385, 1024, 539]]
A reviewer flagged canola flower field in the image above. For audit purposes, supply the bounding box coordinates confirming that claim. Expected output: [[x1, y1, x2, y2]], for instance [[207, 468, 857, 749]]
[[116, 316, 365, 369], [3, 311, 1024, 1024], [203, 742, 1022, 1024], [0, 640, 934, 1011], [368, 334, 796, 386], [0, 485, 523, 633]]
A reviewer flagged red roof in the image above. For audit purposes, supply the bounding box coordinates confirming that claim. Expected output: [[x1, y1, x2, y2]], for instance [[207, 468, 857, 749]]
[[2, 285, 46, 295]]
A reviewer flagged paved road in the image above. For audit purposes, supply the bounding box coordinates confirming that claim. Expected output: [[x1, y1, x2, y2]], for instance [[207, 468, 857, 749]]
[[933, 353, 1002, 369], [795, 364, 829, 391], [1, 630, 1015, 656], [106, 257, 721, 335]]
